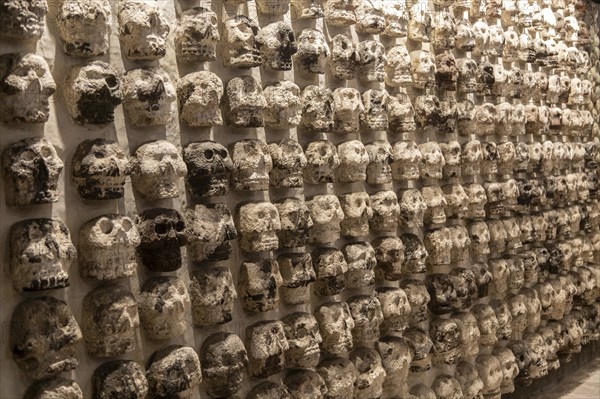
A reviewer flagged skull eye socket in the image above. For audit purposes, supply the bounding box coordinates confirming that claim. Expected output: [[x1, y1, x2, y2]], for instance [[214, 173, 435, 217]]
[[100, 219, 113, 234], [40, 146, 52, 157], [155, 223, 167, 234], [204, 149, 214, 160], [105, 75, 118, 89], [122, 219, 132, 231], [94, 149, 106, 158], [20, 149, 36, 161], [175, 221, 185, 232]]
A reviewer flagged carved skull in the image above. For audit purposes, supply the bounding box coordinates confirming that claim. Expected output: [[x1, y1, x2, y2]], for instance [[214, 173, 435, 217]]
[[424, 227, 452, 266], [257, 21, 297, 71], [344, 242, 376, 288], [247, 381, 292, 399], [295, 28, 330, 75], [199, 333, 248, 398], [117, 0, 169, 61], [10, 296, 82, 379], [430, 318, 462, 365], [146, 346, 202, 398], [0, 0, 47, 39], [432, 11, 456, 51], [71, 138, 130, 200], [376, 335, 412, 392], [307, 195, 344, 244], [0, 53, 56, 123], [230, 139, 272, 191], [356, 40, 386, 82], [264, 81, 302, 129], [177, 71, 223, 127], [392, 140, 421, 181], [136, 208, 187, 272], [236, 202, 280, 252], [79, 214, 140, 280], [339, 192, 372, 237], [468, 221, 490, 256], [138, 276, 189, 340], [63, 61, 122, 125], [475, 355, 503, 397], [376, 287, 412, 333], [92, 361, 147, 399], [284, 370, 327, 399], [224, 76, 266, 127], [82, 284, 139, 357], [369, 190, 400, 235], [337, 141, 367, 180], [174, 7, 219, 62], [121, 67, 175, 126], [400, 280, 431, 326], [388, 93, 416, 133], [185, 203, 236, 263], [183, 141, 232, 198], [374, 236, 405, 281], [422, 186, 447, 225], [333, 88, 363, 134], [2, 137, 63, 207], [464, 183, 487, 220], [401, 233, 428, 274], [278, 253, 315, 305], [324, 0, 356, 26], [410, 50, 436, 89], [328, 34, 359, 80], [365, 140, 392, 184], [455, 361, 484, 399], [355, 0, 385, 33], [245, 321, 289, 378], [56, 0, 110, 57], [419, 142, 445, 179], [398, 188, 427, 228], [472, 304, 499, 346], [221, 15, 261, 68], [274, 198, 313, 249], [189, 266, 236, 326], [440, 141, 462, 179], [350, 347, 386, 399], [348, 295, 384, 346], [432, 375, 464, 399], [385, 45, 412, 87], [315, 301, 355, 355], [462, 141, 483, 177], [313, 247, 348, 296], [301, 86, 334, 132], [238, 259, 282, 313]]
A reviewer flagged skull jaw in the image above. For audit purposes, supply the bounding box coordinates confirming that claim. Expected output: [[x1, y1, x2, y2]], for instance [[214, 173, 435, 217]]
[[138, 243, 183, 272], [188, 240, 233, 263], [239, 231, 279, 253], [80, 247, 138, 280], [278, 228, 310, 249], [12, 262, 70, 292], [248, 354, 285, 378], [192, 304, 234, 327], [187, 175, 229, 198]]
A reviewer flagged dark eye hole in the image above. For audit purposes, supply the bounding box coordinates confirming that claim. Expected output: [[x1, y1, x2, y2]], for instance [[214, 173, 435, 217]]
[[204, 149, 214, 160], [175, 221, 185, 232], [155, 223, 167, 234], [105, 76, 118, 89], [219, 149, 228, 158], [94, 150, 106, 158]]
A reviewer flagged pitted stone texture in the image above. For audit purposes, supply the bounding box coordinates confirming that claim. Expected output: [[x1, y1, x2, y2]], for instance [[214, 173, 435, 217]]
[[238, 259, 282, 313], [0, 0, 47, 39], [200, 332, 248, 398], [24, 378, 83, 399], [324, 0, 356, 26], [183, 141, 232, 198], [117, 0, 169, 61], [10, 218, 76, 292], [339, 192, 372, 238], [431, 374, 464, 399], [122, 67, 175, 126], [131, 140, 187, 200], [246, 320, 289, 378], [236, 202, 280, 252], [174, 7, 219, 62], [56, 0, 111, 57], [337, 141, 368, 182], [63, 61, 122, 125], [0, 53, 56, 123], [308, 195, 344, 244], [333, 88, 363, 134], [230, 139, 272, 191], [189, 266, 237, 327], [221, 15, 261, 68], [186, 203, 236, 263], [295, 28, 330, 74], [177, 71, 223, 127], [365, 140, 392, 185], [475, 354, 503, 398], [138, 276, 189, 340], [329, 34, 359, 80], [400, 280, 431, 326], [317, 357, 358, 399], [315, 301, 354, 355], [136, 208, 187, 272], [82, 284, 139, 358], [146, 346, 202, 399], [344, 242, 376, 288], [313, 247, 347, 296], [348, 295, 384, 346], [399, 188, 427, 228], [257, 21, 297, 71], [10, 296, 82, 380], [374, 236, 405, 281], [282, 312, 322, 369], [369, 190, 400, 235], [247, 381, 291, 399], [304, 140, 339, 183], [223, 76, 267, 127], [275, 197, 313, 248], [284, 369, 327, 399], [269, 139, 306, 189], [401, 233, 428, 274], [71, 138, 130, 200], [278, 253, 316, 305], [79, 214, 139, 280], [264, 81, 302, 129], [410, 50, 436, 89], [357, 40, 386, 82], [350, 347, 386, 399], [385, 45, 412, 87], [404, 328, 434, 373], [455, 361, 484, 399], [92, 360, 148, 399], [301, 85, 334, 132]]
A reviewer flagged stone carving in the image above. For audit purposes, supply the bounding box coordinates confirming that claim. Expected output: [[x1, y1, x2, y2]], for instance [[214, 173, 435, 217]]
[[186, 203, 236, 263], [238, 259, 282, 312], [455, 361, 484, 399], [329, 34, 359, 80], [9, 218, 75, 292], [374, 236, 405, 280], [92, 360, 148, 399], [419, 142, 445, 179], [350, 347, 386, 399], [333, 88, 363, 134], [177, 71, 223, 126], [315, 301, 355, 355], [365, 140, 392, 184], [174, 7, 219, 62], [284, 369, 327, 399], [138, 276, 189, 340], [410, 50, 436, 89], [301, 86, 334, 132], [71, 139, 130, 200], [245, 320, 289, 378], [64, 61, 122, 125], [10, 296, 82, 379], [146, 346, 202, 399], [189, 266, 236, 326], [385, 45, 412, 87], [307, 195, 345, 244], [339, 192, 371, 237], [274, 197, 313, 248], [236, 202, 280, 252], [337, 141, 368, 182], [369, 190, 400, 235], [357, 40, 386, 82], [0, 53, 56, 123], [117, 0, 169, 61], [79, 214, 140, 280], [224, 76, 267, 127], [278, 253, 316, 305], [82, 284, 139, 357], [183, 141, 232, 198], [295, 29, 330, 74], [221, 15, 261, 68], [56, 0, 111, 57], [0, 0, 47, 39], [25, 378, 83, 399], [136, 208, 187, 272], [200, 332, 248, 397], [257, 21, 297, 71], [422, 186, 447, 225], [121, 67, 175, 126], [475, 355, 503, 398], [388, 93, 416, 133], [398, 188, 427, 228], [313, 247, 347, 296], [247, 381, 291, 399], [230, 139, 272, 191], [317, 357, 358, 399], [264, 81, 302, 129], [282, 312, 322, 369]]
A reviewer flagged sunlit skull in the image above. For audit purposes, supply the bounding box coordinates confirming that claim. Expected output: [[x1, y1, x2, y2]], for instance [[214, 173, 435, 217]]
[[146, 346, 202, 398], [419, 141, 445, 179], [56, 0, 111, 57], [399, 188, 427, 228], [388, 93, 416, 133], [263, 81, 301, 129], [117, 0, 169, 61], [350, 347, 386, 399], [79, 214, 139, 280], [333, 88, 363, 134], [374, 236, 405, 281], [177, 71, 223, 127], [82, 284, 139, 358], [278, 253, 315, 305], [392, 140, 421, 180], [0, 53, 56, 123], [238, 259, 282, 313], [301, 85, 334, 132], [339, 192, 372, 237], [138, 276, 189, 340], [328, 34, 358, 80], [174, 7, 219, 62], [356, 40, 386, 82], [221, 15, 261, 68], [92, 361, 147, 399], [10, 296, 82, 380], [236, 202, 280, 252], [344, 242, 376, 288], [230, 139, 272, 191], [376, 286, 412, 333], [257, 21, 297, 71], [365, 140, 391, 184], [295, 28, 330, 74], [308, 195, 345, 244], [313, 247, 348, 296], [0, 0, 47, 39], [410, 50, 436, 89]]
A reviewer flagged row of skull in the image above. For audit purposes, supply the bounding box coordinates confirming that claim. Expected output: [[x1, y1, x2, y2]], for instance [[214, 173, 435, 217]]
[[4, 136, 598, 206], [10, 282, 600, 398]]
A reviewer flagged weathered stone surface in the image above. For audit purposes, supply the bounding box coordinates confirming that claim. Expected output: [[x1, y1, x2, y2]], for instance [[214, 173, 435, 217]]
[[236, 202, 280, 252], [230, 139, 272, 191], [282, 312, 322, 369], [221, 15, 261, 68], [92, 360, 148, 399], [317, 357, 358, 399], [138, 276, 189, 340], [245, 320, 289, 378], [56, 0, 111, 57], [189, 266, 237, 327], [264, 82, 302, 129], [117, 0, 169, 61], [136, 208, 187, 272], [223, 76, 266, 127], [122, 67, 175, 126], [238, 259, 282, 313], [175, 7, 219, 62], [269, 139, 306, 188], [200, 332, 248, 397], [146, 345, 202, 399], [177, 71, 223, 126], [186, 203, 236, 262], [257, 21, 297, 71], [278, 253, 316, 305], [10, 297, 82, 380], [24, 377, 83, 399], [183, 141, 232, 198], [294, 29, 330, 74]]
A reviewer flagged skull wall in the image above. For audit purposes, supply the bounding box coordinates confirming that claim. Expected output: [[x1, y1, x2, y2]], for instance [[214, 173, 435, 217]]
[[1, 0, 600, 398]]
